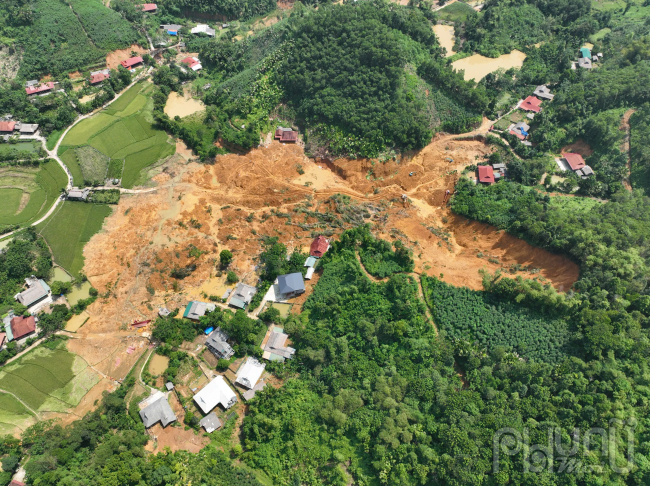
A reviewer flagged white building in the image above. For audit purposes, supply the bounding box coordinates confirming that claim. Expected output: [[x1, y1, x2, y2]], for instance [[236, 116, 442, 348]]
[[235, 357, 266, 389], [193, 376, 237, 414]]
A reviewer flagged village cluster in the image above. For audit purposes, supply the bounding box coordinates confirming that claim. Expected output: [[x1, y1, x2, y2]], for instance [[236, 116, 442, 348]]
[[136, 236, 330, 433]]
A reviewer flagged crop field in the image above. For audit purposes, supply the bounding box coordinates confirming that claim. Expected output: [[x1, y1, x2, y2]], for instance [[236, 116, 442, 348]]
[[0, 188, 23, 219], [60, 148, 85, 186], [0, 342, 100, 422], [37, 202, 112, 276], [76, 146, 110, 183], [0, 161, 67, 227], [68, 0, 140, 51], [61, 83, 175, 188]]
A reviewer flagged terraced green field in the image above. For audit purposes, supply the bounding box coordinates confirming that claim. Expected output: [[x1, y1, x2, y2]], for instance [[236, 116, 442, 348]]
[[0, 341, 100, 432], [0, 161, 67, 229], [60, 82, 174, 186], [37, 201, 112, 277]]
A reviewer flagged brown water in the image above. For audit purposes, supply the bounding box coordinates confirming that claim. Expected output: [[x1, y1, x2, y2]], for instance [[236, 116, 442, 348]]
[[149, 354, 170, 376], [432, 25, 456, 58], [51, 266, 73, 283], [452, 50, 527, 81], [164, 91, 205, 119]]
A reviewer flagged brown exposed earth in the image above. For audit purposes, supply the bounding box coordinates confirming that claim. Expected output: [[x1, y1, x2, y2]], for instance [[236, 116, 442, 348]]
[[561, 139, 594, 158], [79, 126, 579, 332], [106, 44, 148, 70]]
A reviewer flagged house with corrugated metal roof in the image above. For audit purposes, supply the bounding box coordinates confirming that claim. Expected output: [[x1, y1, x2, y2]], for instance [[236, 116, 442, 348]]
[[206, 327, 234, 359]]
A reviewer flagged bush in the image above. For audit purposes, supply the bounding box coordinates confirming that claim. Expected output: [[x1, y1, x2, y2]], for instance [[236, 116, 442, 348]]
[[216, 359, 230, 371], [220, 249, 233, 268], [226, 271, 239, 284]]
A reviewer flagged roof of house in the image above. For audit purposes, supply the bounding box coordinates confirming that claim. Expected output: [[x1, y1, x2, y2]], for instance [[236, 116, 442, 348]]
[[563, 153, 586, 171], [139, 396, 176, 428], [206, 328, 234, 358], [533, 85, 554, 100], [121, 56, 144, 68], [509, 130, 526, 140], [199, 412, 222, 433], [304, 256, 317, 267], [161, 24, 182, 31], [514, 121, 530, 132], [140, 3, 157, 11], [191, 24, 215, 36], [264, 330, 296, 361], [16, 279, 50, 307], [19, 124, 39, 133], [280, 130, 298, 142], [9, 480, 26, 486], [183, 301, 215, 320], [578, 57, 592, 69], [0, 333, 6, 348], [90, 72, 109, 84], [243, 379, 266, 401], [236, 357, 266, 389], [520, 96, 542, 113], [229, 297, 246, 309], [580, 47, 591, 58], [10, 315, 36, 340], [305, 267, 315, 280], [25, 82, 54, 95], [478, 165, 495, 184], [181, 57, 201, 69], [310, 235, 329, 258], [0, 121, 16, 132], [231, 283, 257, 304], [193, 376, 237, 414], [277, 273, 305, 295], [166, 382, 174, 390], [492, 163, 507, 170]]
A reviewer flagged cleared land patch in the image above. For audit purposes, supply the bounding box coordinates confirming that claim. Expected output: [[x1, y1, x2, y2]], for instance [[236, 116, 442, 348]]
[[76, 146, 110, 183], [37, 201, 113, 277]]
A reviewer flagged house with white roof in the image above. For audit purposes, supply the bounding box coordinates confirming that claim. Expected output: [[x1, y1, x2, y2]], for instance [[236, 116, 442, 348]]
[[193, 376, 237, 414]]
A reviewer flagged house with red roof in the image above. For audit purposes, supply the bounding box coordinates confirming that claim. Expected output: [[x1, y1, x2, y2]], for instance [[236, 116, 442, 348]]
[[562, 153, 586, 171], [90, 72, 109, 85], [9, 315, 36, 341], [121, 56, 144, 69], [138, 3, 157, 12], [520, 96, 543, 113], [477, 165, 495, 184], [280, 130, 297, 143], [181, 57, 202, 71], [0, 121, 16, 133], [25, 82, 55, 96], [310, 236, 330, 258]]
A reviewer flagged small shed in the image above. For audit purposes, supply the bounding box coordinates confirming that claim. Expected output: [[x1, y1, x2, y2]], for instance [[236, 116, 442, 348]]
[[305, 267, 315, 280], [165, 382, 174, 391], [199, 412, 222, 433], [304, 256, 317, 268]]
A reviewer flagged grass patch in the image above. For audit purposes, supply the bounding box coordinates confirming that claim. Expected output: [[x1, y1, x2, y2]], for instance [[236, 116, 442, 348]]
[[493, 118, 511, 131], [46, 129, 64, 151], [0, 188, 23, 219], [75, 145, 109, 183], [437, 2, 476, 22], [107, 158, 124, 179], [590, 27, 611, 42], [37, 201, 112, 276], [63, 113, 116, 147], [107, 82, 143, 113], [60, 149, 85, 187], [547, 194, 602, 212]]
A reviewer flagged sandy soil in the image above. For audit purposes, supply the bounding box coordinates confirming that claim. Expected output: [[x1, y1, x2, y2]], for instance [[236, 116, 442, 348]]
[[68, 71, 83, 80], [107, 45, 148, 70], [164, 90, 205, 119], [79, 94, 97, 104], [561, 140, 594, 158], [79, 128, 578, 338]]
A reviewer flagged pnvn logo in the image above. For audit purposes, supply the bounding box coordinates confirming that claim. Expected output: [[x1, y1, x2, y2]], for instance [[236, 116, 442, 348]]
[[493, 419, 636, 475]]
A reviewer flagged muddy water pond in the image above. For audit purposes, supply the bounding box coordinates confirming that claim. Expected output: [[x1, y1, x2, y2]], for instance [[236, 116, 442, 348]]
[[67, 281, 92, 306], [51, 266, 73, 283], [432, 25, 456, 57], [149, 354, 170, 376], [452, 50, 527, 81], [164, 91, 205, 119]]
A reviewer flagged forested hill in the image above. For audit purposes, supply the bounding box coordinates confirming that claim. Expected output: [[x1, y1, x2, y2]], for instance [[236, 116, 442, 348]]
[[162, 0, 276, 21]]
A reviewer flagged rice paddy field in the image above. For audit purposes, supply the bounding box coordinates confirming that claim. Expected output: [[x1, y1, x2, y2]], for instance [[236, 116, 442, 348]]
[[0, 340, 100, 434], [59, 81, 175, 188], [37, 201, 112, 277], [0, 161, 67, 229]]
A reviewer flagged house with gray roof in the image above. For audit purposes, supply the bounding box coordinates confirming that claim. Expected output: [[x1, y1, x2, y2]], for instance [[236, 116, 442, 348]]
[[263, 328, 295, 362], [183, 301, 215, 320], [206, 327, 234, 359], [67, 187, 90, 201], [277, 273, 305, 297], [15, 278, 50, 308], [199, 412, 222, 433], [533, 85, 554, 100], [578, 57, 592, 69], [139, 393, 176, 428], [228, 283, 257, 309]]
